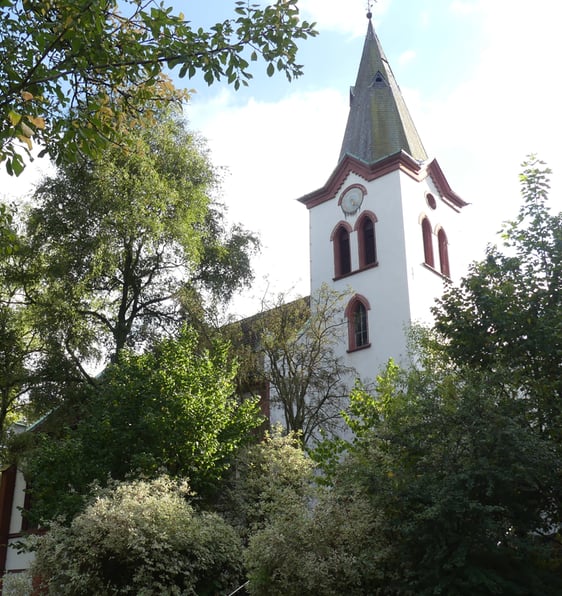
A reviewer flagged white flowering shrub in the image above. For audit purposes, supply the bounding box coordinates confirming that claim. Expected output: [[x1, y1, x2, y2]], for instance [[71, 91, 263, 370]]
[[31, 476, 243, 595], [1, 570, 33, 596], [219, 427, 315, 539]]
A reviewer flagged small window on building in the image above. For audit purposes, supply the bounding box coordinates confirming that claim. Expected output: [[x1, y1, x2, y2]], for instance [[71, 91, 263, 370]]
[[356, 212, 378, 268], [421, 216, 434, 268], [426, 192, 437, 210], [333, 223, 352, 277], [345, 295, 371, 351], [438, 228, 450, 277]]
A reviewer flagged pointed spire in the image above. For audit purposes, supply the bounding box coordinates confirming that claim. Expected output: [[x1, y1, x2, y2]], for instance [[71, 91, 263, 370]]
[[339, 17, 427, 164]]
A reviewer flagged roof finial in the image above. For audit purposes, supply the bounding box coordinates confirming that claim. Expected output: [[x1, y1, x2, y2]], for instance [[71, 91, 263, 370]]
[[366, 0, 375, 20]]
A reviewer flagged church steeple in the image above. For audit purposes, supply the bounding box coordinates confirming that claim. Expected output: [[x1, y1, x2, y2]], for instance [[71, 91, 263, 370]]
[[339, 17, 427, 164]]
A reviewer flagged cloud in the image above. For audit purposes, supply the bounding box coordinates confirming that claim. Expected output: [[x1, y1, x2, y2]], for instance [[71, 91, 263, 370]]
[[188, 88, 349, 317], [412, 0, 562, 268], [299, 0, 391, 37], [449, 0, 479, 15]]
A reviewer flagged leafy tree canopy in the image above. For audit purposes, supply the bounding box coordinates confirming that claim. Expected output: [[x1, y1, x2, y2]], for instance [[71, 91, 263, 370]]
[[433, 156, 562, 440], [4, 109, 258, 419], [218, 427, 314, 541], [0, 0, 317, 174], [15, 327, 262, 523]]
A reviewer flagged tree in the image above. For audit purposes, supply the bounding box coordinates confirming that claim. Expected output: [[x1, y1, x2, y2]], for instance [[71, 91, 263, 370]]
[[16, 327, 262, 523], [0, 227, 41, 439], [433, 156, 562, 441], [229, 285, 357, 445], [0, 0, 317, 174], [7, 109, 257, 413], [321, 359, 562, 595], [0, 203, 18, 256], [0, 303, 35, 444], [31, 475, 245, 595]]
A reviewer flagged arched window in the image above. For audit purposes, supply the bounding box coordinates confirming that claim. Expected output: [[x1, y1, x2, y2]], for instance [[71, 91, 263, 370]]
[[421, 216, 434, 268], [437, 228, 450, 277], [332, 223, 352, 277], [345, 295, 371, 351], [356, 211, 378, 268]]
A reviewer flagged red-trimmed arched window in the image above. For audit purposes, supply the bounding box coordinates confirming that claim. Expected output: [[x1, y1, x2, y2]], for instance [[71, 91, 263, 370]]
[[437, 227, 450, 277], [345, 294, 371, 351], [421, 216, 434, 268], [356, 211, 378, 268], [332, 222, 352, 277]]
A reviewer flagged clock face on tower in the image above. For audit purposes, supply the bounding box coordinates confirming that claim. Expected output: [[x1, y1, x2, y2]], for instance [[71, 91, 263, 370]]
[[340, 186, 364, 215]]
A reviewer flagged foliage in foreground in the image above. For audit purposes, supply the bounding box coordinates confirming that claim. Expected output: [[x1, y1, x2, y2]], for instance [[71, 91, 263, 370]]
[[16, 327, 262, 523], [433, 155, 562, 442], [0, 0, 317, 174], [247, 360, 562, 595], [219, 427, 315, 541], [32, 476, 244, 596]]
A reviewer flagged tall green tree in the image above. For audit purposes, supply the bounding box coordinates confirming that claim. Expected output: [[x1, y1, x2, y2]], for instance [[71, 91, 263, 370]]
[[0, 0, 317, 174], [8, 110, 257, 412], [433, 156, 562, 440], [320, 359, 562, 595], [16, 327, 262, 523]]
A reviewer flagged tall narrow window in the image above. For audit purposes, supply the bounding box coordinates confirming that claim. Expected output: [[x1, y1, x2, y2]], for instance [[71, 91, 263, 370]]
[[345, 295, 371, 351], [421, 216, 434, 268], [354, 302, 368, 347], [356, 212, 378, 268], [333, 223, 352, 277], [438, 228, 450, 277]]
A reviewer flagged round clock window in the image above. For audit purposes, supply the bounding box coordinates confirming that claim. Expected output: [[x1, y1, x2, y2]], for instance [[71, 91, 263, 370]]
[[341, 187, 364, 214]]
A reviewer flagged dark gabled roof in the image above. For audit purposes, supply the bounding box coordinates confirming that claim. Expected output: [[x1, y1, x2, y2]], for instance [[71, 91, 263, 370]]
[[338, 18, 427, 165]]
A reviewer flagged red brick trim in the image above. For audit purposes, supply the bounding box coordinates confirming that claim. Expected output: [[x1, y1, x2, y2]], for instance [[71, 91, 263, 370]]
[[0, 465, 17, 575], [298, 152, 468, 211]]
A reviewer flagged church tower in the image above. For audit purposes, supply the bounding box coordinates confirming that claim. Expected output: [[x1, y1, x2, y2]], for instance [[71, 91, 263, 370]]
[[298, 14, 467, 381]]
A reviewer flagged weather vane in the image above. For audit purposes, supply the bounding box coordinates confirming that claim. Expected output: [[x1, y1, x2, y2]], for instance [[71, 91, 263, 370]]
[[366, 0, 376, 19]]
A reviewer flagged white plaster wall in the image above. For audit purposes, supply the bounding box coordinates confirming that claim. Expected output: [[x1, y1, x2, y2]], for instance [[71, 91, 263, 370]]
[[309, 170, 415, 384], [9, 470, 26, 535], [5, 469, 35, 572], [5, 538, 35, 572], [400, 170, 467, 326]]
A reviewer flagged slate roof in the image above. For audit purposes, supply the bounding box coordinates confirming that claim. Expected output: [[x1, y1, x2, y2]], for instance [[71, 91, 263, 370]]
[[338, 18, 428, 165]]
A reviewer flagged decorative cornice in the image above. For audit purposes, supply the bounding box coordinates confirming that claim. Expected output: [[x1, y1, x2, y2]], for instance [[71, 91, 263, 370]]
[[298, 152, 467, 211], [299, 151, 421, 209], [426, 158, 469, 210]]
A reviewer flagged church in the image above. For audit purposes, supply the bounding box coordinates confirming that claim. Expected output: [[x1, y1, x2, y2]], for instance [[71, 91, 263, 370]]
[[297, 11, 466, 386], [263, 12, 468, 439]]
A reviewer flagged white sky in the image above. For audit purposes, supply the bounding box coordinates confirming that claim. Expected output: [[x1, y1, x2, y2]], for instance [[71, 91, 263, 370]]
[[3, 0, 561, 320]]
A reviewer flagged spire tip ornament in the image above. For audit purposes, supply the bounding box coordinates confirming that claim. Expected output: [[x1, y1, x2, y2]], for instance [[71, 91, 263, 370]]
[[366, 0, 375, 20]]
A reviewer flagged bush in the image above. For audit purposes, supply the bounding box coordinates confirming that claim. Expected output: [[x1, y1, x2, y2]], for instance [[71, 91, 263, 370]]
[[32, 476, 243, 595]]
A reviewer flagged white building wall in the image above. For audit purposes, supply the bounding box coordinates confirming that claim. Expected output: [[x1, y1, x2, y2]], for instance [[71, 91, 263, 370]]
[[308, 165, 465, 389], [5, 469, 35, 573]]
